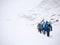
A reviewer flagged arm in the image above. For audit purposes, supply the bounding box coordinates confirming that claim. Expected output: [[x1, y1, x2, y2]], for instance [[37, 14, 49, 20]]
[[50, 25, 52, 31]]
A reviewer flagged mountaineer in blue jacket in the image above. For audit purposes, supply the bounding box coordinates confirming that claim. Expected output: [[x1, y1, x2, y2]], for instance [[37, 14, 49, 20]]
[[42, 21, 52, 37]]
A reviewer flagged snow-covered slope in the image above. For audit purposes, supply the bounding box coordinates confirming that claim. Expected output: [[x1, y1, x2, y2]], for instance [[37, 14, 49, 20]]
[[0, 0, 60, 45]]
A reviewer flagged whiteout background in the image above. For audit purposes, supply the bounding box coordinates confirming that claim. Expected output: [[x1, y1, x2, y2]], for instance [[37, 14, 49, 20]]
[[0, 0, 60, 45]]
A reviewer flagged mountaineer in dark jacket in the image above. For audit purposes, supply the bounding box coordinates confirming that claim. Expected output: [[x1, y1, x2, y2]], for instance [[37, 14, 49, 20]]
[[37, 23, 43, 33]]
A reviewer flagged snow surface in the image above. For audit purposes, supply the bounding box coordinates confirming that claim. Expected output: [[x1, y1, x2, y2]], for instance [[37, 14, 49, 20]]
[[0, 0, 60, 45]]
